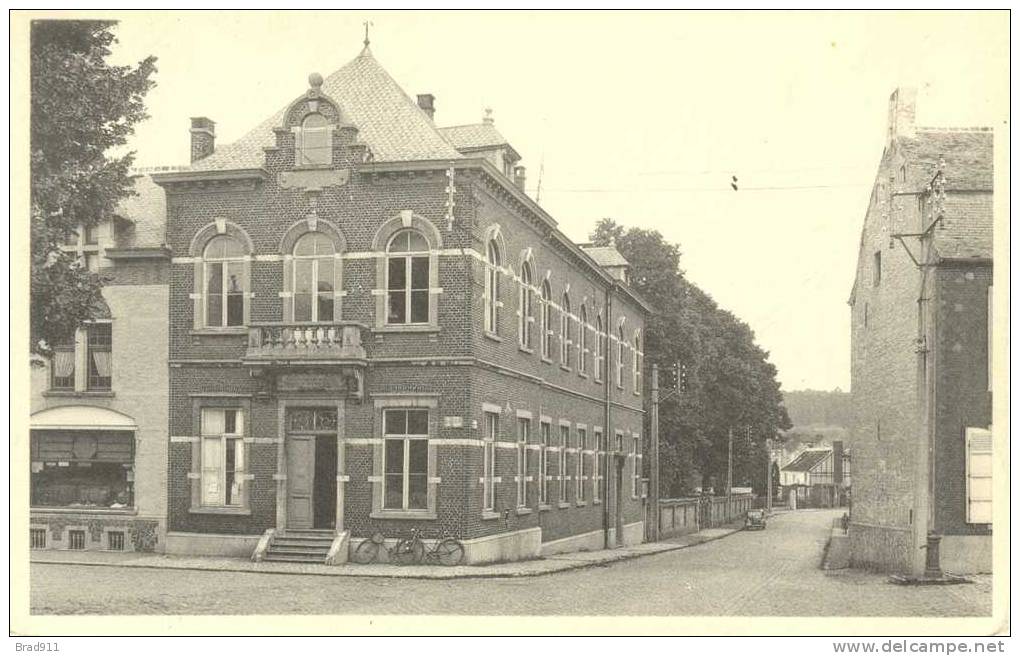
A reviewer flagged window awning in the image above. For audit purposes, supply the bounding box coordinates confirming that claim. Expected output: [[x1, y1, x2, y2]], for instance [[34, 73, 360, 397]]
[[30, 406, 137, 431]]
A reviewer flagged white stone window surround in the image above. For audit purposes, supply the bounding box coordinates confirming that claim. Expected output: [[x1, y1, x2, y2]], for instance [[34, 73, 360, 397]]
[[370, 395, 440, 520]]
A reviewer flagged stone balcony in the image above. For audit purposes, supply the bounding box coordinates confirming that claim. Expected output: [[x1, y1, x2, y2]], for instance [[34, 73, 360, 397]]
[[244, 322, 367, 364]]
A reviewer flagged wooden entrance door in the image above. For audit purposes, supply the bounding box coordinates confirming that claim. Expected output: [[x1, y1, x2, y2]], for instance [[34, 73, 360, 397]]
[[287, 435, 316, 529]]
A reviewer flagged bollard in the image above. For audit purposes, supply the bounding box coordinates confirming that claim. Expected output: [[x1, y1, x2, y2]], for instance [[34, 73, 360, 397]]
[[923, 534, 942, 578]]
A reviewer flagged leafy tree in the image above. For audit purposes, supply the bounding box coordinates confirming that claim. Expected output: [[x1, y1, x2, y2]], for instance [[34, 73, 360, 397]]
[[590, 218, 791, 498], [30, 20, 156, 355]]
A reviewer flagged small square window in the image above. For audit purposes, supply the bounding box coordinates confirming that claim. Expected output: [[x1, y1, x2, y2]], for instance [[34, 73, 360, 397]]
[[107, 531, 125, 551], [68, 530, 86, 550]]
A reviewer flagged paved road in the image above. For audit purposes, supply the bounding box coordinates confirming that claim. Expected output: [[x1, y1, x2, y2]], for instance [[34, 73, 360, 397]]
[[30, 509, 990, 616]]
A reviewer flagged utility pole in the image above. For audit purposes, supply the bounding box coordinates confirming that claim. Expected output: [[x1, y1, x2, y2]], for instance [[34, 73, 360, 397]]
[[726, 427, 733, 511], [766, 437, 773, 514], [650, 364, 661, 542]]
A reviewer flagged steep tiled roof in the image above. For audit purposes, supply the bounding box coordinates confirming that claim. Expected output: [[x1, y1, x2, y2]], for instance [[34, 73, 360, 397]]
[[439, 123, 509, 151], [189, 46, 463, 171], [782, 449, 830, 473], [896, 129, 994, 261], [581, 245, 631, 268], [897, 128, 993, 191], [113, 174, 166, 248]]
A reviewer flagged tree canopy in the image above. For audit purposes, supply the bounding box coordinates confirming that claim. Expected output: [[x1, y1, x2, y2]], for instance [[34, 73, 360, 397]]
[[590, 218, 791, 497], [30, 20, 156, 355]]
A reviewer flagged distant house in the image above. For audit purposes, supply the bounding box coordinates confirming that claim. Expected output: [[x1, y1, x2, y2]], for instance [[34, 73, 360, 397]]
[[780, 441, 850, 509], [848, 88, 993, 575]]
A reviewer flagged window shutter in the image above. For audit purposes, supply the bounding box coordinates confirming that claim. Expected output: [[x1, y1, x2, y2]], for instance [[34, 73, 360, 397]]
[[192, 261, 204, 329], [966, 427, 992, 524]]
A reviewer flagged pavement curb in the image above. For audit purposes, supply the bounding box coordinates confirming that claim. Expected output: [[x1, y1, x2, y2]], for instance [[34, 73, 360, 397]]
[[31, 526, 744, 580]]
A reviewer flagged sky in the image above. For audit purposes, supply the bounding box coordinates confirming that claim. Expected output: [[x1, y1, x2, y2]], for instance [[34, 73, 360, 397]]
[[104, 10, 1007, 392]]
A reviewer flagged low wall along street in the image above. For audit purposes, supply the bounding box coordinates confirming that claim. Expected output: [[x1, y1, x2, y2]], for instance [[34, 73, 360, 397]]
[[658, 494, 753, 539]]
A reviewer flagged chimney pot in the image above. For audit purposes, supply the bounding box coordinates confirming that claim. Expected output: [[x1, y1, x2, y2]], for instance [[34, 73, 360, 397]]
[[417, 94, 435, 120], [190, 116, 216, 163]]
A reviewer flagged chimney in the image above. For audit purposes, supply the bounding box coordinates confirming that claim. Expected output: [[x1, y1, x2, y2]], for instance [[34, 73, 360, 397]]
[[417, 94, 435, 121], [513, 165, 526, 191], [832, 440, 844, 486], [886, 87, 917, 142], [190, 117, 216, 162]]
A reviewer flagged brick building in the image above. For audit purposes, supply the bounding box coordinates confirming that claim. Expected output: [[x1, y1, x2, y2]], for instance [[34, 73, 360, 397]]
[[848, 88, 993, 574], [29, 174, 170, 553], [153, 43, 652, 563]]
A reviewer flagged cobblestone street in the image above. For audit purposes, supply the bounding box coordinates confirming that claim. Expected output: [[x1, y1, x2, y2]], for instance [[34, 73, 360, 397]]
[[30, 510, 991, 616]]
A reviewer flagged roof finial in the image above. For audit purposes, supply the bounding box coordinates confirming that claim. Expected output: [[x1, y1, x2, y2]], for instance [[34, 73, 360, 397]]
[[363, 20, 373, 48], [483, 107, 494, 125]]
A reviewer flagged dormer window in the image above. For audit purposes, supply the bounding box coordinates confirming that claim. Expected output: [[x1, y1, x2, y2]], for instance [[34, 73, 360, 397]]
[[296, 113, 331, 166]]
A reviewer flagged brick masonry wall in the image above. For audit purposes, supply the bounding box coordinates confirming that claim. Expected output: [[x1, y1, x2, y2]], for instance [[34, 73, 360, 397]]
[[163, 114, 648, 548], [849, 146, 926, 571], [932, 262, 992, 536]]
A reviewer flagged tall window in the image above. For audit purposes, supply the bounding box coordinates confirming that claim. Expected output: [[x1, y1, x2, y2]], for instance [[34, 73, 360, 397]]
[[50, 323, 112, 391], [539, 421, 551, 505], [632, 436, 641, 497], [540, 281, 553, 359], [485, 240, 501, 334], [383, 409, 429, 511], [560, 294, 572, 367], [616, 326, 626, 388], [204, 235, 246, 328], [594, 315, 605, 381], [483, 412, 498, 512], [577, 428, 588, 502], [578, 305, 588, 374], [200, 408, 245, 507], [296, 112, 332, 166], [516, 417, 530, 508], [386, 230, 430, 325], [873, 251, 882, 287], [518, 262, 534, 349], [632, 332, 642, 392], [86, 323, 113, 390], [593, 430, 603, 502], [292, 233, 336, 323], [558, 425, 569, 504], [50, 339, 75, 390]]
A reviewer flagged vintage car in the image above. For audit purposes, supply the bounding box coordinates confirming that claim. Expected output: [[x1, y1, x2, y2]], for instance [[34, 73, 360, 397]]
[[744, 509, 767, 530]]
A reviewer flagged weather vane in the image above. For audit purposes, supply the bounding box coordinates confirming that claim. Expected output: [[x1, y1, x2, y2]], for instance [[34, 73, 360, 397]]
[[363, 20, 373, 47]]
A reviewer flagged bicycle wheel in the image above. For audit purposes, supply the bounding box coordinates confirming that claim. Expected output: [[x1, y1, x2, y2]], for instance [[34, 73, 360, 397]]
[[391, 538, 425, 565], [352, 538, 380, 564], [433, 538, 465, 566]]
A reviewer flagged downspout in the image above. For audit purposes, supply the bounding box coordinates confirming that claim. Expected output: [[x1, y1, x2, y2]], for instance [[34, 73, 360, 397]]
[[603, 281, 616, 548]]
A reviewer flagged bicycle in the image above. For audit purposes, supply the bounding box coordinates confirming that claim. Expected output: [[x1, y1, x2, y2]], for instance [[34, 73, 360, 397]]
[[351, 529, 465, 566]]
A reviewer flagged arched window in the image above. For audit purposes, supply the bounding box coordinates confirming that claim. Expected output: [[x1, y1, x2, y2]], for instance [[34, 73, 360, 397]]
[[203, 235, 246, 328], [386, 230, 430, 324], [540, 280, 552, 359], [594, 314, 604, 382], [296, 113, 332, 166], [559, 293, 572, 367], [578, 305, 588, 375], [518, 262, 533, 349], [292, 233, 336, 323], [617, 325, 626, 388], [633, 331, 642, 392], [484, 240, 501, 334]]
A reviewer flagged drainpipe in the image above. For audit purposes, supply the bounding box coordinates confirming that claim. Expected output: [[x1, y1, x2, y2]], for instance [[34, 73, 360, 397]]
[[603, 281, 616, 548]]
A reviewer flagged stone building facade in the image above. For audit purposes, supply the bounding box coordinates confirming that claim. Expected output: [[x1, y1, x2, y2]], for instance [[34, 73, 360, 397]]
[[29, 175, 170, 554], [155, 44, 651, 563], [848, 88, 993, 575]]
